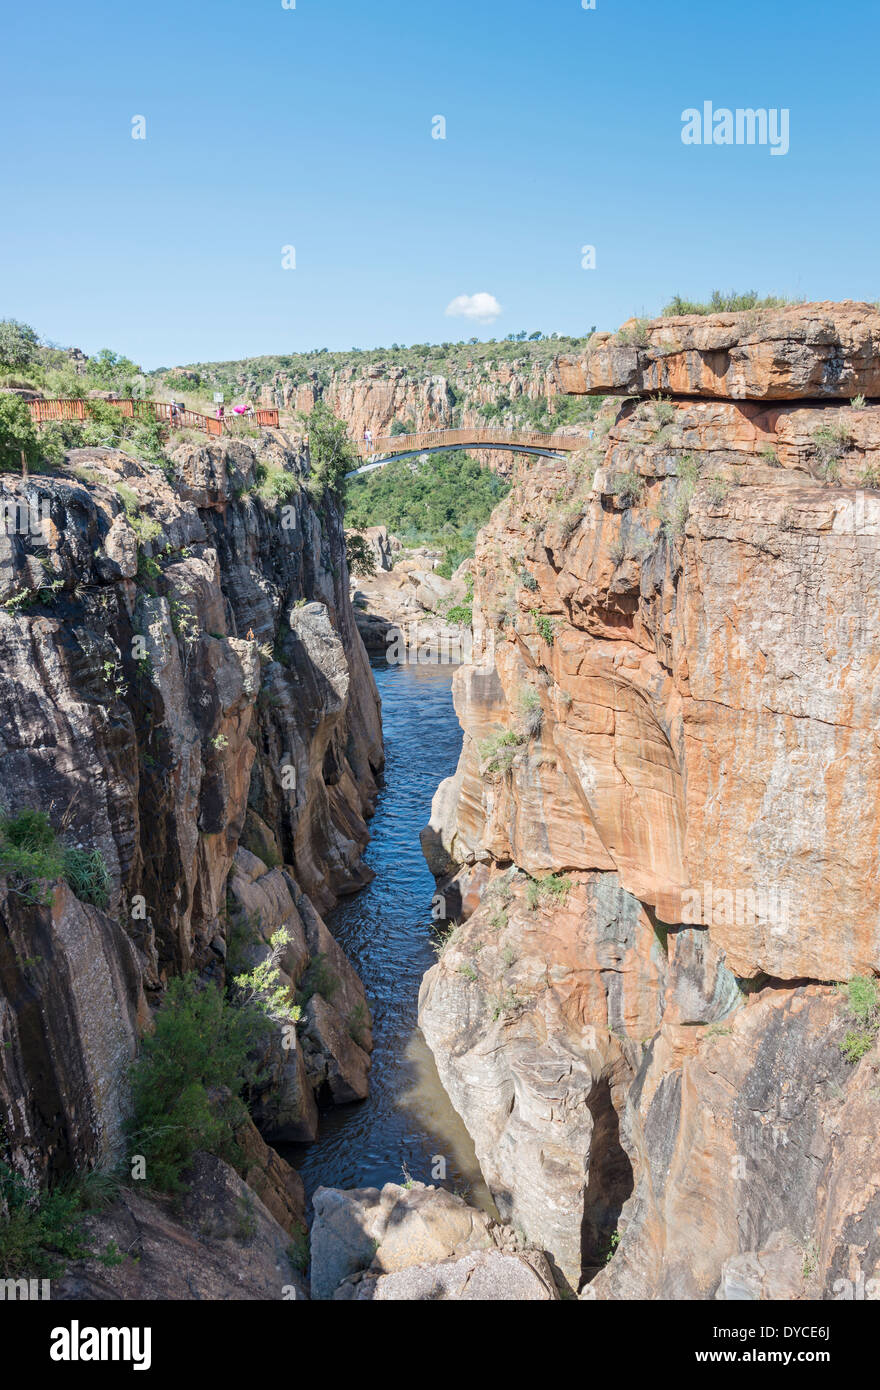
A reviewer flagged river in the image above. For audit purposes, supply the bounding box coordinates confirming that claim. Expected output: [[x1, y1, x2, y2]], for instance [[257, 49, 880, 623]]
[[284, 660, 491, 1211]]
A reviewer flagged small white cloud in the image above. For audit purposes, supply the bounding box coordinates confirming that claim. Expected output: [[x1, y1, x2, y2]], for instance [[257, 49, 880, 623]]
[[444, 292, 502, 324]]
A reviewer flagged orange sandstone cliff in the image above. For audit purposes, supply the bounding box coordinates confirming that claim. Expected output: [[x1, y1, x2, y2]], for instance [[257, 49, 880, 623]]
[[419, 301, 880, 1296]]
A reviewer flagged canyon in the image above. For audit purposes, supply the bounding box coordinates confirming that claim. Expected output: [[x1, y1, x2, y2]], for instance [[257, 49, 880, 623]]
[[1, 300, 879, 1301]]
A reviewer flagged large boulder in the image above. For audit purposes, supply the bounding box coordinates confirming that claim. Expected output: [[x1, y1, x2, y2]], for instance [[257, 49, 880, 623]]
[[339, 1248, 559, 1301], [309, 1182, 512, 1301]]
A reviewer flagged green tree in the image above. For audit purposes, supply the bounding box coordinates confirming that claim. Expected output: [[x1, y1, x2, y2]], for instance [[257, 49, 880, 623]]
[[0, 319, 40, 372], [345, 531, 378, 577], [87, 348, 141, 391], [305, 400, 357, 502], [0, 392, 42, 472], [126, 973, 267, 1193]]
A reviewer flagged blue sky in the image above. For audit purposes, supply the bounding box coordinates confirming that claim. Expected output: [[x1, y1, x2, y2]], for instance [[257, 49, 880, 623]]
[[0, 0, 877, 368]]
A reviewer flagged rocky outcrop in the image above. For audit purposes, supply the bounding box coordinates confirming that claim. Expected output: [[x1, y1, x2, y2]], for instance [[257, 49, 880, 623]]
[[0, 883, 147, 1186], [588, 987, 880, 1302], [55, 1150, 308, 1301], [0, 430, 382, 1250], [559, 301, 880, 400], [420, 302, 880, 1295], [351, 539, 473, 660], [309, 1180, 557, 1301]]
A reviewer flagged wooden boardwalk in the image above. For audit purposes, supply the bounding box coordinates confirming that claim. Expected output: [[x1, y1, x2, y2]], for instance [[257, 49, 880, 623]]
[[27, 398, 279, 438]]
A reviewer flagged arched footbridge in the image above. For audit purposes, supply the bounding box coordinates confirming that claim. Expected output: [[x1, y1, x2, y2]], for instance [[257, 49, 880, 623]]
[[347, 427, 581, 477]]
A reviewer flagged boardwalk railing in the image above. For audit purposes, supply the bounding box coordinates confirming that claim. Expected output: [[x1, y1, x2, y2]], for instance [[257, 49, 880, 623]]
[[353, 426, 577, 458], [27, 398, 279, 438]]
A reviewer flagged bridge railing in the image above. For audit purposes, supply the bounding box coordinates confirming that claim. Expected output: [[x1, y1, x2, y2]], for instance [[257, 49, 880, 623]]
[[353, 426, 575, 457], [26, 399, 279, 438]]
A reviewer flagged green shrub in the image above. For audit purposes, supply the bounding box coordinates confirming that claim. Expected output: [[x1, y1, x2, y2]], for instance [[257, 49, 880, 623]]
[[480, 731, 525, 779], [126, 974, 266, 1193], [80, 401, 127, 449], [530, 609, 556, 645], [0, 393, 42, 473], [526, 874, 573, 912], [0, 810, 64, 905], [306, 400, 358, 502], [298, 952, 339, 1003], [345, 531, 378, 578], [255, 460, 300, 504], [837, 976, 880, 1063], [0, 810, 111, 908], [61, 849, 111, 909], [0, 319, 41, 372], [0, 1160, 97, 1277], [662, 291, 795, 316], [445, 602, 473, 626]]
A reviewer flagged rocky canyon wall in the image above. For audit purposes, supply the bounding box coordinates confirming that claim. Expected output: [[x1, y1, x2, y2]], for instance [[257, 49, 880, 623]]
[[419, 301, 880, 1296], [0, 429, 382, 1201]]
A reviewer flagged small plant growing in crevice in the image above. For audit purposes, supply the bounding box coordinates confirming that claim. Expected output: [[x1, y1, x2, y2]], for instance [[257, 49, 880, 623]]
[[616, 319, 651, 347], [298, 952, 339, 1004], [0, 810, 110, 909], [489, 988, 523, 1021], [812, 423, 853, 482], [610, 471, 645, 507], [0, 1157, 122, 1277], [479, 730, 525, 780], [836, 975, 880, 1063], [525, 874, 573, 912], [348, 1002, 369, 1048], [530, 608, 556, 645], [518, 686, 544, 738], [601, 1229, 621, 1264], [231, 928, 301, 1025], [706, 475, 729, 507]]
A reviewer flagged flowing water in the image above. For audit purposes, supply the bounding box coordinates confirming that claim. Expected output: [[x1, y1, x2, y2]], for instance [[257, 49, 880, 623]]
[[284, 660, 492, 1211]]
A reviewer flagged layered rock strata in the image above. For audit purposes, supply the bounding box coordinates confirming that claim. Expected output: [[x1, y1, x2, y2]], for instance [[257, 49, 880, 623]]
[[420, 302, 880, 1295]]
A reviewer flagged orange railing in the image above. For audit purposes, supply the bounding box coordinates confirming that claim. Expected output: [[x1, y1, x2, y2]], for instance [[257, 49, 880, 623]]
[[27, 398, 279, 438], [353, 426, 576, 458]]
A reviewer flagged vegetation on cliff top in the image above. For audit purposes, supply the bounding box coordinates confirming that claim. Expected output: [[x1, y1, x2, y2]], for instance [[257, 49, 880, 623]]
[[661, 290, 802, 316], [150, 332, 597, 395]]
